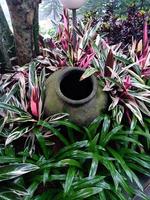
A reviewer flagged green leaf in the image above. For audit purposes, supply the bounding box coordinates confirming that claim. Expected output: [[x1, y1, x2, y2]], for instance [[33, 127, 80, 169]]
[[99, 191, 107, 200], [126, 155, 150, 169], [133, 129, 150, 141], [0, 192, 21, 200], [0, 183, 29, 198], [43, 168, 49, 185], [25, 181, 41, 200], [137, 100, 150, 117], [34, 191, 53, 200], [71, 187, 103, 199], [48, 174, 66, 181], [108, 148, 143, 190], [125, 102, 143, 125], [54, 120, 81, 132], [130, 116, 137, 132], [55, 159, 81, 168], [102, 157, 133, 194], [5, 127, 30, 146], [80, 67, 98, 81], [89, 159, 98, 178], [128, 163, 150, 177], [134, 189, 150, 200], [115, 54, 131, 65], [127, 69, 146, 84], [58, 149, 110, 162], [0, 157, 20, 164], [0, 163, 39, 182], [2, 83, 19, 104], [48, 113, 69, 122], [113, 190, 127, 200], [28, 62, 38, 87], [34, 127, 49, 159], [37, 120, 69, 145], [72, 176, 106, 190], [100, 125, 123, 147], [88, 115, 104, 137], [111, 135, 142, 147], [0, 117, 8, 136], [101, 115, 111, 135], [0, 103, 30, 117], [56, 140, 89, 158], [44, 159, 81, 169], [7, 116, 35, 124], [64, 167, 76, 194]]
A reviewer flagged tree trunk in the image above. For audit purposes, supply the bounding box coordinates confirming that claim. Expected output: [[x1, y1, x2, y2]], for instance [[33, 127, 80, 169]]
[[0, 4, 15, 73], [6, 0, 41, 66]]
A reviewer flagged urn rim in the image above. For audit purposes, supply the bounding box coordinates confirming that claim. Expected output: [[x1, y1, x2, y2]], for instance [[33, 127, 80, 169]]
[[56, 67, 98, 105]]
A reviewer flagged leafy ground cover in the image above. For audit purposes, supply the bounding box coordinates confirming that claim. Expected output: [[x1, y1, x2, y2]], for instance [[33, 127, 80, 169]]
[[0, 8, 150, 200]]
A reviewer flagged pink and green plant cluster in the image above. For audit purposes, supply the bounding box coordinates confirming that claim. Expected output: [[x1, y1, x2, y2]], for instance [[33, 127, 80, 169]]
[[0, 8, 149, 127], [0, 8, 150, 200], [38, 9, 150, 125]]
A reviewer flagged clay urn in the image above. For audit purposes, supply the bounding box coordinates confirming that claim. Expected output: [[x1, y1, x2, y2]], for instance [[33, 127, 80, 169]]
[[44, 67, 107, 126]]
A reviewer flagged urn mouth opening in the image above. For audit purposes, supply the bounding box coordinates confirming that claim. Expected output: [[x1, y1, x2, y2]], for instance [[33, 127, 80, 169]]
[[57, 68, 97, 105]]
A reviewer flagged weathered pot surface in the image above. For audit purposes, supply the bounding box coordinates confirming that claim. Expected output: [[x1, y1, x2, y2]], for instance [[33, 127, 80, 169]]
[[44, 67, 107, 126]]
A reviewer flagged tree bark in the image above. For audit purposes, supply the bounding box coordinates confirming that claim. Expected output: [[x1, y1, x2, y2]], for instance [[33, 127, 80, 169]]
[[0, 4, 15, 73], [6, 0, 41, 66]]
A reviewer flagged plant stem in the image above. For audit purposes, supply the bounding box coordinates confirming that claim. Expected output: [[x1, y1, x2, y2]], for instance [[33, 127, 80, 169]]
[[72, 9, 77, 50]]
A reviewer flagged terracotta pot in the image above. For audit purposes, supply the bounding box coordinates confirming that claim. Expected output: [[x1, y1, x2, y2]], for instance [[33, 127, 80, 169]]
[[44, 67, 107, 126]]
